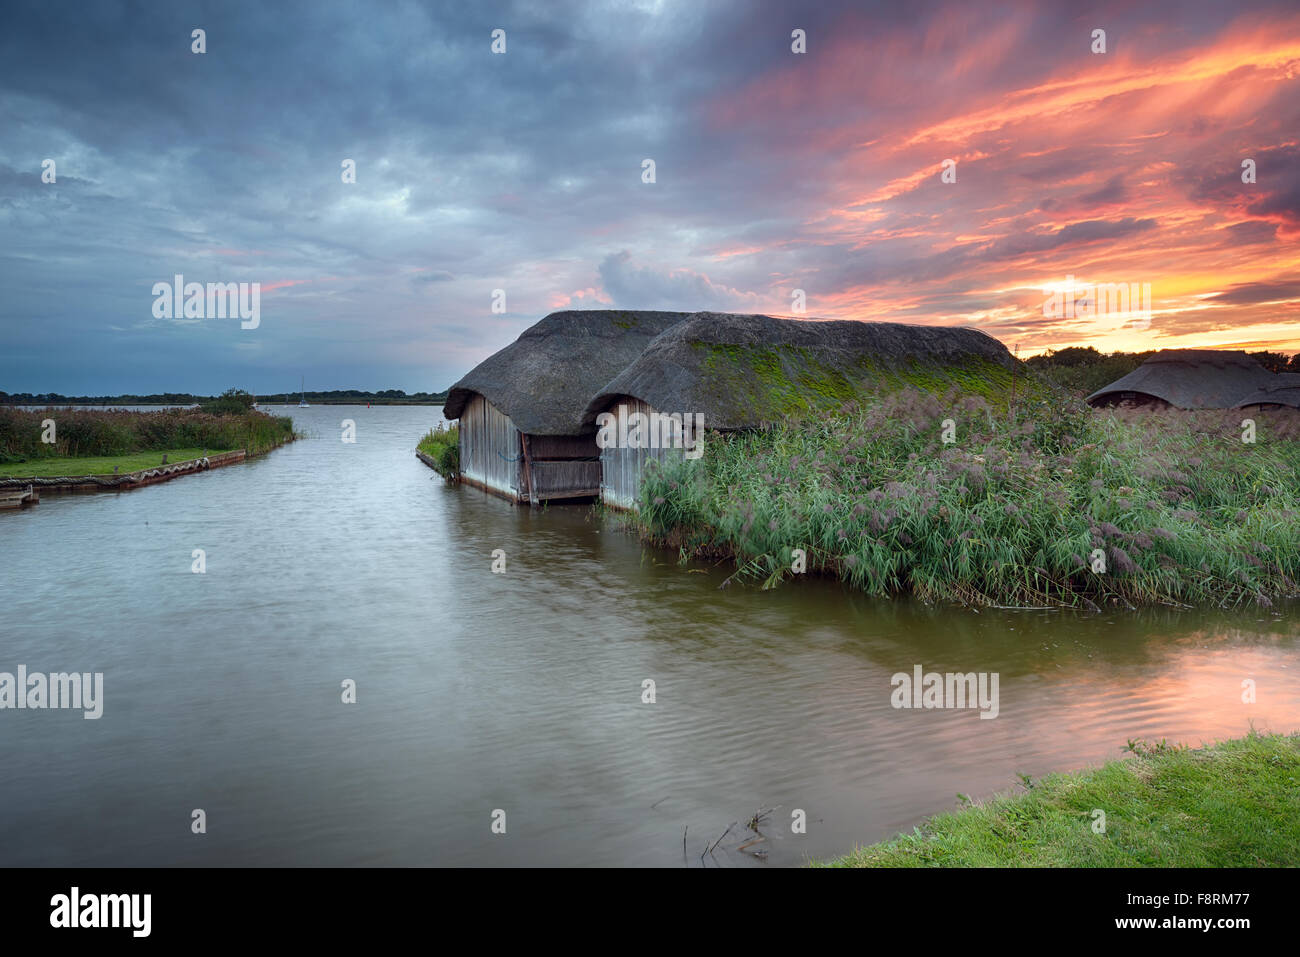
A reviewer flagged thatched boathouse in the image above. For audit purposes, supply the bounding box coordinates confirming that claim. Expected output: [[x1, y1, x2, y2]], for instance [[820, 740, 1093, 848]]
[[581, 312, 1022, 509], [1234, 373, 1300, 410], [1086, 350, 1277, 409], [442, 310, 689, 503]]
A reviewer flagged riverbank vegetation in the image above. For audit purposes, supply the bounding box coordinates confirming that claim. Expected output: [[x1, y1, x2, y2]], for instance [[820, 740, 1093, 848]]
[[821, 731, 1300, 867], [639, 391, 1300, 608], [417, 425, 459, 478], [0, 404, 295, 471]]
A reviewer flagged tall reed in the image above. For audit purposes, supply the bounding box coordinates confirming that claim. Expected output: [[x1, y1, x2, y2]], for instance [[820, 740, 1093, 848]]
[[639, 390, 1300, 608]]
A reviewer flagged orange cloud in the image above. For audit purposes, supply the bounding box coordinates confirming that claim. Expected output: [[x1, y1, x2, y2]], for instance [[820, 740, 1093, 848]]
[[696, 7, 1300, 355]]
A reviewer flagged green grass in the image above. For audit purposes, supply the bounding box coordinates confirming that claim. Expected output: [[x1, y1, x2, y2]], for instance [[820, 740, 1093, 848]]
[[1, 448, 229, 478], [820, 731, 1300, 867], [638, 389, 1300, 607], [417, 425, 459, 478]]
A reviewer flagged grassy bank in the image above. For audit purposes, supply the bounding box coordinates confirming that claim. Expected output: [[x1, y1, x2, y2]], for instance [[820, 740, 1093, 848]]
[[417, 425, 459, 478], [639, 391, 1300, 608], [0, 407, 295, 469], [821, 731, 1300, 867], [1, 448, 227, 478]]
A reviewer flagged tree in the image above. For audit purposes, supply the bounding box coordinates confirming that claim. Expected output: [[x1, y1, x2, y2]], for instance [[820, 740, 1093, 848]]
[[1249, 351, 1291, 374], [199, 388, 257, 415], [1035, 346, 1103, 367]]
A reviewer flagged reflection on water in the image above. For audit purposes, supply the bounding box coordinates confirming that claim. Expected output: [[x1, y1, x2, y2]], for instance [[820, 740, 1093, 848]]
[[1, 405, 1296, 866]]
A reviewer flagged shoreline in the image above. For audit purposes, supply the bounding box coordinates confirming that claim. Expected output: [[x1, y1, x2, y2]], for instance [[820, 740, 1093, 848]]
[[0, 449, 249, 494], [819, 731, 1300, 867], [1, 406, 300, 499], [0, 434, 302, 495]]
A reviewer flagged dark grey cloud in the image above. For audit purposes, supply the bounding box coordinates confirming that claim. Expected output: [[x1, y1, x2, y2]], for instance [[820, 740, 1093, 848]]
[[1187, 144, 1300, 229], [986, 218, 1159, 258], [1223, 220, 1278, 245], [1205, 280, 1300, 306], [2, 0, 1298, 392], [1078, 175, 1129, 209]]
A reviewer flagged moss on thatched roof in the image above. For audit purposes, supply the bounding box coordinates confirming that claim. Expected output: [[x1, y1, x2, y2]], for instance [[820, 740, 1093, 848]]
[[1086, 350, 1277, 409], [442, 310, 692, 434], [581, 312, 1022, 429]]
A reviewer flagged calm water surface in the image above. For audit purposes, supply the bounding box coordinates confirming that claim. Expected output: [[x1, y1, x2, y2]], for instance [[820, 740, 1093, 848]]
[[1, 405, 1296, 866]]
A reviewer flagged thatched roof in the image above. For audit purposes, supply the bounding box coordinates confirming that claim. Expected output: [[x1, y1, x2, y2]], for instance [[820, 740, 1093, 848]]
[[1235, 372, 1300, 409], [581, 312, 1021, 430], [443, 310, 692, 434], [1086, 350, 1277, 409]]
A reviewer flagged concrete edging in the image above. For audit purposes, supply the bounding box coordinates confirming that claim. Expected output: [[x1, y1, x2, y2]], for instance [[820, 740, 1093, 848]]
[[0, 449, 248, 494]]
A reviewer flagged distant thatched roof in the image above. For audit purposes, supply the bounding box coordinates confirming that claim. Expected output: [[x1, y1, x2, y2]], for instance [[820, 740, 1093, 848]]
[[443, 310, 692, 434], [1086, 350, 1277, 409], [1235, 372, 1300, 409], [581, 312, 1021, 430]]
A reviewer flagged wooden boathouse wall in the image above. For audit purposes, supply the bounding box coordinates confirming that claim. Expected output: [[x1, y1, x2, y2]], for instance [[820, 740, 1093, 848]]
[[455, 394, 601, 504], [531, 458, 600, 499], [598, 398, 700, 511], [457, 394, 522, 501]]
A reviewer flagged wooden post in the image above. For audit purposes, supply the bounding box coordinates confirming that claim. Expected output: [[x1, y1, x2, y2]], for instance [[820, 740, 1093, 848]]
[[520, 432, 537, 507]]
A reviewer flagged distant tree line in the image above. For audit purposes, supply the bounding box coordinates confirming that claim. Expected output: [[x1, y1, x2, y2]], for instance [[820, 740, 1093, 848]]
[[1025, 347, 1299, 396], [255, 388, 450, 405], [1, 387, 451, 406]]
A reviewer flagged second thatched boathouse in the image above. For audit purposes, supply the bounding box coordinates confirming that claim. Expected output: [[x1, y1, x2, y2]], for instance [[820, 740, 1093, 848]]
[[1086, 350, 1277, 409], [1234, 372, 1300, 411], [582, 312, 1022, 509], [442, 310, 690, 503]]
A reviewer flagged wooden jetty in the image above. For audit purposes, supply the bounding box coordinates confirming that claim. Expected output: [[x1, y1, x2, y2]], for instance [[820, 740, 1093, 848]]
[[0, 485, 38, 509]]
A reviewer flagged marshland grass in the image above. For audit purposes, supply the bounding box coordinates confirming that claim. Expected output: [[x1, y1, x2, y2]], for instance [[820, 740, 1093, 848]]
[[1, 448, 227, 478], [0, 406, 295, 466], [417, 425, 459, 478], [819, 731, 1300, 867], [639, 390, 1300, 608]]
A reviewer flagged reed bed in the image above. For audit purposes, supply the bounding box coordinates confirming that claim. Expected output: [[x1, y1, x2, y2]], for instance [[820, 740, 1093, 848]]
[[639, 390, 1300, 608], [0, 406, 295, 464]]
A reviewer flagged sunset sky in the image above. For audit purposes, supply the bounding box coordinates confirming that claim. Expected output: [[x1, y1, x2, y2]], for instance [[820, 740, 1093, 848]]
[[2, 0, 1298, 394]]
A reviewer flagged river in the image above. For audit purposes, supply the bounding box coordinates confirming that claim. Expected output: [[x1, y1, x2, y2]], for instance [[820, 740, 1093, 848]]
[[1, 404, 1296, 866]]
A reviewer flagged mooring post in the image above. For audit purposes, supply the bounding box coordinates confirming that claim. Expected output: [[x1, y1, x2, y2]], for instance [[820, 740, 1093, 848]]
[[520, 433, 538, 508]]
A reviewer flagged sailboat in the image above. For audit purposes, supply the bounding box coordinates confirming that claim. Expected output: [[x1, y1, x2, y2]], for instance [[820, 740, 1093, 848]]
[[298, 376, 309, 408]]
